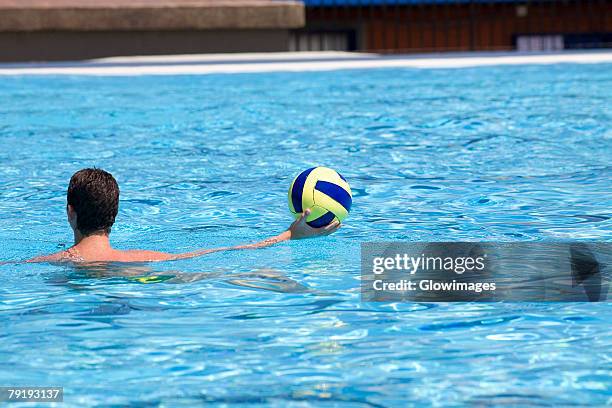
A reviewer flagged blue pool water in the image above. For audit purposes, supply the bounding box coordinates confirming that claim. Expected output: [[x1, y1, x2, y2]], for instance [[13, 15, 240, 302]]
[[0, 63, 611, 406]]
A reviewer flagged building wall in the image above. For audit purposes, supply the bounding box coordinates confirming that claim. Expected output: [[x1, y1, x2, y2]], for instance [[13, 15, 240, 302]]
[[296, 1, 612, 52]]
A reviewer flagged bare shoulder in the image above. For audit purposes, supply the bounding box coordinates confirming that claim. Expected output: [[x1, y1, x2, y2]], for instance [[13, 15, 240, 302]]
[[26, 251, 73, 263], [24, 249, 173, 263], [119, 250, 175, 262]]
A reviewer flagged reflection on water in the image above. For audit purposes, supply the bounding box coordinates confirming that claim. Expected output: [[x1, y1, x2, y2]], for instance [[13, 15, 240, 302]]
[[54, 262, 313, 293], [226, 270, 312, 293]]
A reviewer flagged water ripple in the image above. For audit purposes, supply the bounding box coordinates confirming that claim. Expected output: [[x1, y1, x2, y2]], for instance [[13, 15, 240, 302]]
[[0, 64, 610, 407]]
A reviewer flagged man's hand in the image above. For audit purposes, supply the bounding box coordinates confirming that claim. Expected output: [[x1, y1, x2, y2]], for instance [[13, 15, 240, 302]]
[[288, 209, 341, 240]]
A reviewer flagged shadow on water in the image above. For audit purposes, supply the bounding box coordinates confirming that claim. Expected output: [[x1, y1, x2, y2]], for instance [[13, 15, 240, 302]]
[[570, 243, 607, 301], [31, 262, 331, 321], [46, 261, 315, 294]]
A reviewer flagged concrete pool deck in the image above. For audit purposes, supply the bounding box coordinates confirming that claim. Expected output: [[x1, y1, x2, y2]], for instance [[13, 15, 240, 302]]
[[0, 0, 304, 61], [0, 50, 611, 75]]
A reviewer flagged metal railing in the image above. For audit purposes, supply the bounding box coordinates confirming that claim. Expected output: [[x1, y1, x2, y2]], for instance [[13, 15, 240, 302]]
[[290, 0, 612, 53]]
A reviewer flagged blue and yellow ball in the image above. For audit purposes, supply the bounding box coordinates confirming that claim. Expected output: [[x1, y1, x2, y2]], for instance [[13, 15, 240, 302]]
[[288, 167, 352, 228]]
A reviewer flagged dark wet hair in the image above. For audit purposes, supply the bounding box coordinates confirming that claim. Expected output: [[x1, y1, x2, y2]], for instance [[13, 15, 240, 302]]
[[67, 168, 119, 236]]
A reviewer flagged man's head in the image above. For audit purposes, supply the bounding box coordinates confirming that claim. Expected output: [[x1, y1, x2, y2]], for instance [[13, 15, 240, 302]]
[[67, 168, 119, 236]]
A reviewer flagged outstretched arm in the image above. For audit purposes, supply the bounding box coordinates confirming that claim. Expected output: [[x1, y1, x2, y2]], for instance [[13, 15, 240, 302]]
[[172, 209, 340, 261], [22, 209, 341, 263]]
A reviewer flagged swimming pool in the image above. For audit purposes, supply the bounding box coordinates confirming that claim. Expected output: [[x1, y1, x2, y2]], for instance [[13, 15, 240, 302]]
[[1, 62, 611, 406]]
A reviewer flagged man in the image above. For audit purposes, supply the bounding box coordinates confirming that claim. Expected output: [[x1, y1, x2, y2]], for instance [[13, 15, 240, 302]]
[[28, 168, 340, 263]]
